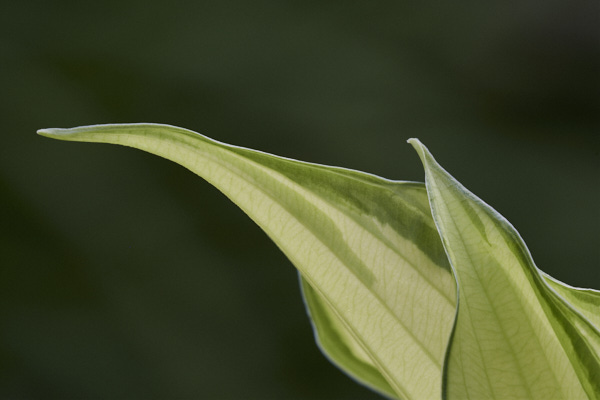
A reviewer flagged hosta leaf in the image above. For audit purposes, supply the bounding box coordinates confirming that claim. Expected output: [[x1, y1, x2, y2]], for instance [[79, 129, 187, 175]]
[[39, 124, 457, 399], [409, 139, 600, 400], [40, 124, 599, 399]]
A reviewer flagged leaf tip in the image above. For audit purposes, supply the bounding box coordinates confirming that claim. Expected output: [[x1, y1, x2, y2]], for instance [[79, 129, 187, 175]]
[[407, 138, 429, 162], [37, 128, 53, 137], [37, 128, 70, 139]]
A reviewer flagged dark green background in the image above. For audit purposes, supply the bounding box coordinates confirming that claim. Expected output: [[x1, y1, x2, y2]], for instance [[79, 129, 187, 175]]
[[1, 1, 598, 398]]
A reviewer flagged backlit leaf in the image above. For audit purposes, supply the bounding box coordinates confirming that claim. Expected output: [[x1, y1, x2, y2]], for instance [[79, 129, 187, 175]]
[[39, 124, 457, 399], [39, 124, 599, 399], [409, 138, 600, 400]]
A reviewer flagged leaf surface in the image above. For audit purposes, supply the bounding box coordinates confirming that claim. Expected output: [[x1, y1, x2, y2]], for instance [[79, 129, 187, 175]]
[[300, 275, 397, 398], [39, 124, 457, 399], [409, 139, 600, 400], [542, 273, 600, 331]]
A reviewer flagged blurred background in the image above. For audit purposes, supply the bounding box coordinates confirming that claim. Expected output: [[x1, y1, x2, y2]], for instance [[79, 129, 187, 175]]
[[1, 0, 598, 398]]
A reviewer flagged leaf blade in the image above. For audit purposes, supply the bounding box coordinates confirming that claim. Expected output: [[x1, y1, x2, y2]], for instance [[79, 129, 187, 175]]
[[39, 124, 457, 399], [409, 138, 600, 400]]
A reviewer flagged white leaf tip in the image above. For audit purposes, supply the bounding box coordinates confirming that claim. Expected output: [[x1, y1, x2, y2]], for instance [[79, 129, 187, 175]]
[[37, 128, 66, 137]]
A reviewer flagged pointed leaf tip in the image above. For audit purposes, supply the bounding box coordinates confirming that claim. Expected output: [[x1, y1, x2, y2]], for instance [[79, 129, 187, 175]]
[[37, 128, 53, 136], [406, 138, 424, 154], [37, 127, 72, 138], [407, 138, 435, 170]]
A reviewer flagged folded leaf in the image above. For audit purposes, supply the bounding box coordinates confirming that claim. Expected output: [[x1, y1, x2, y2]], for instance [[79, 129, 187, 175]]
[[39, 124, 457, 399], [300, 275, 397, 398], [409, 139, 600, 400]]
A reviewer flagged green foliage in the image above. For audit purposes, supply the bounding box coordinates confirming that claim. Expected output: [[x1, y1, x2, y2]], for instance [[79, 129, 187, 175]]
[[39, 124, 599, 399]]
